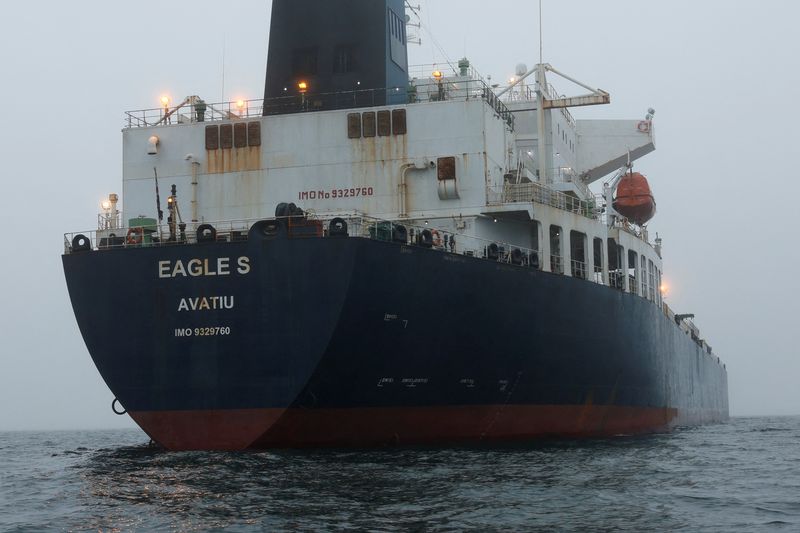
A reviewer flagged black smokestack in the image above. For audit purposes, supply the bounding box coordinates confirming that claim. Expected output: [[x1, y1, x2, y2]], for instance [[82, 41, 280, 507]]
[[263, 0, 409, 114]]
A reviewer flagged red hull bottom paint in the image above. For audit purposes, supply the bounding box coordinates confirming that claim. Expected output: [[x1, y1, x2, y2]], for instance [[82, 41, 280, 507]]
[[130, 405, 707, 451], [130, 409, 285, 451]]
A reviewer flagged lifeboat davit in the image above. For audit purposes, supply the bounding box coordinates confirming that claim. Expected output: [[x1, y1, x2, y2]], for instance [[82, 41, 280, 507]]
[[613, 172, 656, 225]]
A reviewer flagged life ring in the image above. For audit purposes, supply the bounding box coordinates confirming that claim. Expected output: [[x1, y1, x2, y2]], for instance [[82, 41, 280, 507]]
[[431, 230, 443, 247], [637, 120, 651, 133], [126, 227, 143, 245]]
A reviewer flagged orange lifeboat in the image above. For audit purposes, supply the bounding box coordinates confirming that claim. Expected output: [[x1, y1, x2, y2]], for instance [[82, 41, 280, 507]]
[[613, 172, 656, 226]]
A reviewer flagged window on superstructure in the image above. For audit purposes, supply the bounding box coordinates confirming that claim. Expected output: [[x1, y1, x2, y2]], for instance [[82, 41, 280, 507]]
[[641, 256, 648, 298], [362, 112, 377, 138], [334, 45, 356, 74], [593, 238, 604, 284], [220, 124, 233, 149], [292, 47, 318, 77], [550, 226, 563, 274], [392, 109, 407, 135], [628, 250, 639, 295], [248, 122, 262, 147], [570, 231, 587, 280], [656, 269, 662, 307], [531, 221, 541, 253], [234, 123, 247, 148], [607, 239, 619, 289], [377, 110, 391, 136], [648, 260, 656, 302], [205, 125, 219, 150], [347, 113, 362, 139], [437, 157, 456, 181]]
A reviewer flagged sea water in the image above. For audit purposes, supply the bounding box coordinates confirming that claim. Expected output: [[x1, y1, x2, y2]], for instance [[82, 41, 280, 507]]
[[2, 417, 799, 532]]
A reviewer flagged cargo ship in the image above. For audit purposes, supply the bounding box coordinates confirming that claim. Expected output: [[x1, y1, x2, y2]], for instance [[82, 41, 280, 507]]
[[62, 0, 728, 450]]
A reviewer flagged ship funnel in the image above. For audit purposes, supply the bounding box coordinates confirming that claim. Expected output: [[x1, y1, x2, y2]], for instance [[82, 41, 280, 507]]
[[263, 0, 410, 115]]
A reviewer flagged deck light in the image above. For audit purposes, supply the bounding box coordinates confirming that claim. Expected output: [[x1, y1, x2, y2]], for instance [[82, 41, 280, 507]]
[[298, 81, 308, 93], [236, 99, 246, 111], [160, 95, 171, 108], [101, 200, 111, 211], [432, 70, 443, 80]]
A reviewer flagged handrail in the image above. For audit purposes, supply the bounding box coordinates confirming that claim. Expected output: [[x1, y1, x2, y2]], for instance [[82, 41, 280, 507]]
[[497, 182, 600, 220], [123, 79, 515, 130], [63, 214, 540, 263]]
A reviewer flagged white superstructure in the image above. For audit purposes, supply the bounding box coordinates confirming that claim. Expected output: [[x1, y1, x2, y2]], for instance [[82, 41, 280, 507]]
[[118, 62, 667, 309]]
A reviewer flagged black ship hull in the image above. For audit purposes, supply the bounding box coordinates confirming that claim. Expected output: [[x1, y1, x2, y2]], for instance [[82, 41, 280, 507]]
[[62, 229, 728, 450]]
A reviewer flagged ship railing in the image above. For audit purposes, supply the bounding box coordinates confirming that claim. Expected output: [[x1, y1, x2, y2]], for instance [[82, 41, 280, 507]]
[[551, 167, 593, 200], [123, 79, 515, 130], [348, 217, 543, 267], [124, 99, 266, 129], [496, 182, 600, 220], [628, 275, 639, 295], [63, 214, 546, 269], [611, 218, 649, 243], [407, 62, 488, 82], [570, 260, 587, 280], [550, 255, 564, 275], [608, 270, 626, 290]]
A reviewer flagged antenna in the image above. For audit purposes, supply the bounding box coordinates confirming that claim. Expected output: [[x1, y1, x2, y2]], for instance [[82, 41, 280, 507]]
[[221, 37, 227, 102], [539, 0, 543, 65]]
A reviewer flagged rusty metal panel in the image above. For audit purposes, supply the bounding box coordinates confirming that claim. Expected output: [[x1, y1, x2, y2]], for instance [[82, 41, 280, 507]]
[[248, 122, 262, 147], [347, 113, 362, 139], [205, 125, 219, 150], [437, 156, 456, 181], [362, 112, 376, 138], [234, 123, 248, 148], [392, 109, 407, 135], [220, 124, 233, 149], [377, 110, 391, 137]]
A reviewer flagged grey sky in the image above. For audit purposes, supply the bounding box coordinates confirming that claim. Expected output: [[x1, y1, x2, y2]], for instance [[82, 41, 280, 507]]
[[0, 0, 797, 430]]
